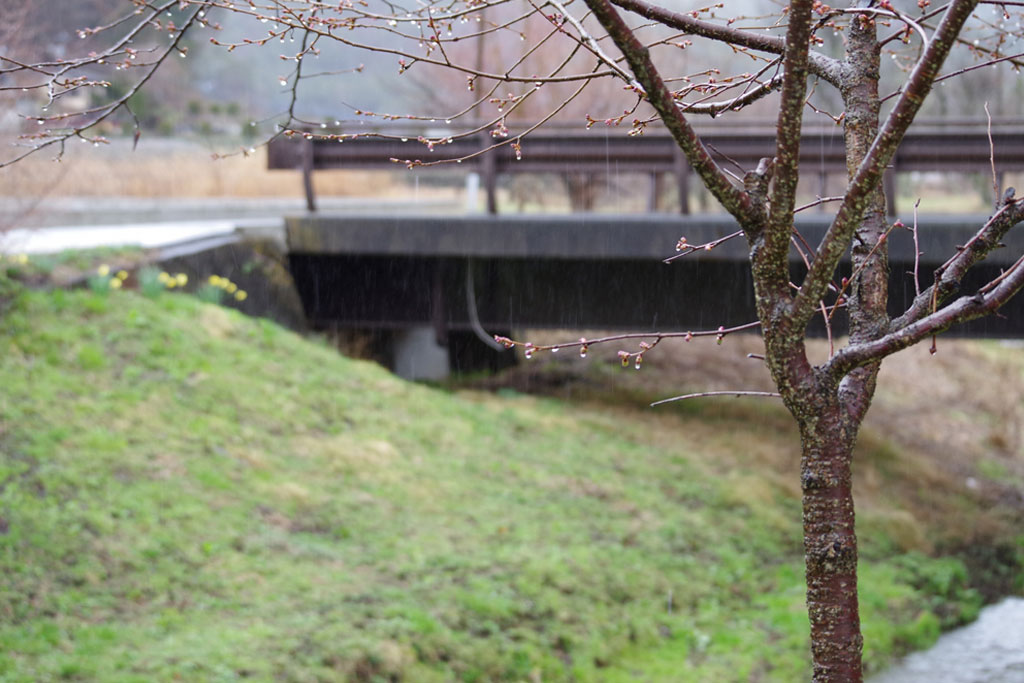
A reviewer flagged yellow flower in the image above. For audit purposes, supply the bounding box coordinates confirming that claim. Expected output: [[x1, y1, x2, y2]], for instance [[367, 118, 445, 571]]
[[226, 282, 238, 294], [97, 264, 110, 277], [235, 290, 247, 301], [166, 280, 176, 289], [109, 278, 122, 290], [158, 271, 171, 284], [175, 273, 188, 287], [208, 275, 222, 287], [16, 254, 28, 264], [116, 270, 129, 280]]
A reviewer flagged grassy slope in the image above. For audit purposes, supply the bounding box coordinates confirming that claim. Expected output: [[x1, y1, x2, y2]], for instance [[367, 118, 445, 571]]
[[0, 285, 1017, 682]]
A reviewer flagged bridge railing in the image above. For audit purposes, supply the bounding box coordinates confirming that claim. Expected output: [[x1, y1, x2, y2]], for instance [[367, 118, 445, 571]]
[[267, 120, 1024, 216]]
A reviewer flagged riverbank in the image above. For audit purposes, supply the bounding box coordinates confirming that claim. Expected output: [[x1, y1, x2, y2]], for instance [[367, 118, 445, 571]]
[[0, 264, 1020, 680]]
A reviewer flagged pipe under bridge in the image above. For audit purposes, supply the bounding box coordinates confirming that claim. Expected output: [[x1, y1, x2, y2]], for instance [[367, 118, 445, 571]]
[[287, 213, 1024, 376]]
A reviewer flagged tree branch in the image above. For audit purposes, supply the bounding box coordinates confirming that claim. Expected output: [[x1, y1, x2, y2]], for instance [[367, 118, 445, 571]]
[[651, 391, 782, 407], [0, 1, 202, 168], [582, 0, 760, 226], [890, 196, 1024, 329], [761, 0, 817, 302], [610, 0, 842, 85], [678, 73, 784, 117], [828, 253, 1024, 377], [791, 0, 981, 329], [545, 0, 638, 85]]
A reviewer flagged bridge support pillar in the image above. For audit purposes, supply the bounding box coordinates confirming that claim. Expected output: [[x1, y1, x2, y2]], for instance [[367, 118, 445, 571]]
[[392, 326, 451, 381]]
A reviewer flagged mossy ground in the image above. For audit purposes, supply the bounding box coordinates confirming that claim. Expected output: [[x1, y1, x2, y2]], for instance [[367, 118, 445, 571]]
[[0, 272, 1019, 682]]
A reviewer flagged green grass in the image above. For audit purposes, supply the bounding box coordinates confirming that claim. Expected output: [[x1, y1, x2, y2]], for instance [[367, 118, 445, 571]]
[[0, 282, 1003, 682]]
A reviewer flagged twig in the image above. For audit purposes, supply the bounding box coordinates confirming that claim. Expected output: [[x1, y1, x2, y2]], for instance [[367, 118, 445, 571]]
[[821, 299, 834, 357], [795, 196, 845, 213], [494, 321, 762, 357], [664, 230, 744, 262], [678, 73, 784, 117], [912, 199, 922, 297], [986, 101, 999, 204], [837, 6, 931, 50], [547, 0, 641, 89], [883, 50, 1024, 103], [826, 220, 901, 322], [651, 390, 782, 406], [978, 253, 1024, 294], [0, 1, 201, 168]]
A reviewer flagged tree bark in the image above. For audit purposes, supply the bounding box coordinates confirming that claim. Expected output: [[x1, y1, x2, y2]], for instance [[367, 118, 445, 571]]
[[800, 402, 863, 682], [840, 6, 888, 426], [791, 12, 887, 681]]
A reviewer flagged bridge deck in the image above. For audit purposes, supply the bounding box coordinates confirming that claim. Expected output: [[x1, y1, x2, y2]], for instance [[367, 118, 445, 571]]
[[288, 213, 1023, 264], [287, 213, 1024, 340]]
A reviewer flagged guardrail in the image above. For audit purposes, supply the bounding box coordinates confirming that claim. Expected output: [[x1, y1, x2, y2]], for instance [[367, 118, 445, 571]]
[[268, 121, 1024, 215]]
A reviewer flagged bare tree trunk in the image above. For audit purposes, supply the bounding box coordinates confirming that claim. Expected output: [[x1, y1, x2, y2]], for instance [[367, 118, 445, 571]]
[[800, 404, 863, 682], [793, 12, 887, 681], [760, 334, 866, 680], [840, 7, 888, 425]]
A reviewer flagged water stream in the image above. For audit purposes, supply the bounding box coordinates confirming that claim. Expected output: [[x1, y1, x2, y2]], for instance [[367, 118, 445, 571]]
[[869, 597, 1024, 683]]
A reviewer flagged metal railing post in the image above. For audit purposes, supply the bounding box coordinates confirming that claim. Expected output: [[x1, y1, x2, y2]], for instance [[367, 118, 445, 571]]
[[673, 147, 690, 214], [302, 136, 318, 213], [884, 167, 897, 218], [481, 135, 498, 214]]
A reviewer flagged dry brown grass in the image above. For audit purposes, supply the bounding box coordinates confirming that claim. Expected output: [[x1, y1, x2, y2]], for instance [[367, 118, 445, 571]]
[[0, 138, 400, 199]]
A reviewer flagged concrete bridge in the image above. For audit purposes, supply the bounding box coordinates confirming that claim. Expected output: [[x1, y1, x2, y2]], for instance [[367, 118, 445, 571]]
[[286, 212, 1024, 377], [264, 121, 1024, 376], [9, 207, 1022, 378]]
